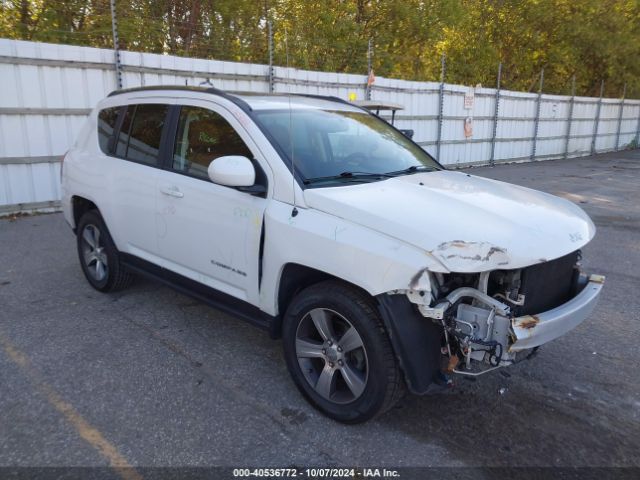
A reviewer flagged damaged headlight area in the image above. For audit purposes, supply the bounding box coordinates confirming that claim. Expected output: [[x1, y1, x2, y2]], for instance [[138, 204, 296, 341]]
[[413, 250, 603, 377]]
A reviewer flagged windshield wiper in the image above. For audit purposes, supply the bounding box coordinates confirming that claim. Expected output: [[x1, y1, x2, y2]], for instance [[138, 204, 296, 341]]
[[303, 166, 436, 185], [384, 165, 437, 176], [303, 171, 394, 185]]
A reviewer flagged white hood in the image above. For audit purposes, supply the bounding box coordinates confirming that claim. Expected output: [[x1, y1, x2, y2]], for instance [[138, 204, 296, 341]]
[[304, 170, 595, 272]]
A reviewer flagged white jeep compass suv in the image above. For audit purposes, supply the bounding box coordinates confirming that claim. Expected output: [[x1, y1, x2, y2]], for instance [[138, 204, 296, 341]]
[[61, 86, 604, 423]]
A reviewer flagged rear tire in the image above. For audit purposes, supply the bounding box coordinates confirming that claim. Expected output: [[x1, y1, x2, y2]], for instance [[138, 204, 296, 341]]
[[76, 210, 133, 292], [282, 280, 404, 423]]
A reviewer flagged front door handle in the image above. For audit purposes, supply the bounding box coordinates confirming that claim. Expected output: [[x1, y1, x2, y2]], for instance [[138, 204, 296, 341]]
[[160, 186, 184, 198]]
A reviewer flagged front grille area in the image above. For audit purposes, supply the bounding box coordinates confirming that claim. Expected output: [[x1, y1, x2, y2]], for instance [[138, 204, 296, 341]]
[[489, 250, 580, 316]]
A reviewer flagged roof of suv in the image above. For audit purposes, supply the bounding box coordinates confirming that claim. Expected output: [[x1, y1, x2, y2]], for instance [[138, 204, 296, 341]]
[[108, 85, 361, 112]]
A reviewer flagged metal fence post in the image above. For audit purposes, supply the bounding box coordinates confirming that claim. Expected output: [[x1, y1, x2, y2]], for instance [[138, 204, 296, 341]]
[[436, 53, 446, 161], [591, 80, 604, 155], [635, 102, 640, 148], [268, 20, 274, 93], [365, 38, 373, 100], [489, 62, 502, 166], [563, 75, 576, 159], [615, 83, 626, 150], [530, 68, 544, 160], [109, 0, 123, 89]]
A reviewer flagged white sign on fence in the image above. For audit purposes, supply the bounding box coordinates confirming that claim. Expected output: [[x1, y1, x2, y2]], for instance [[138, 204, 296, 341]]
[[464, 87, 475, 109]]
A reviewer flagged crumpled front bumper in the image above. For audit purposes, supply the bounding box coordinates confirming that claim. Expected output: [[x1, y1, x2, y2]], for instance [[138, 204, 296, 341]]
[[510, 274, 605, 352]]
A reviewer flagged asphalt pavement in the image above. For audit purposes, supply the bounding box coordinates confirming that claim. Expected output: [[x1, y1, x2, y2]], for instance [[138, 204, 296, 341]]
[[1, 150, 639, 475]]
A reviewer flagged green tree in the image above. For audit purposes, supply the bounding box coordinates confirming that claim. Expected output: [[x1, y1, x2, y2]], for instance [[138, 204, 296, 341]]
[[1, 0, 638, 97]]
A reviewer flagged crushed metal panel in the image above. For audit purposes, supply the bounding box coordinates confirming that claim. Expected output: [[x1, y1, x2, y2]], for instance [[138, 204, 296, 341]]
[[432, 240, 510, 270]]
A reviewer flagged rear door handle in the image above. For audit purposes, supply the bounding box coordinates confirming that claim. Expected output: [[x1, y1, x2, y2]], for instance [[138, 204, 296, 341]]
[[159, 186, 184, 198]]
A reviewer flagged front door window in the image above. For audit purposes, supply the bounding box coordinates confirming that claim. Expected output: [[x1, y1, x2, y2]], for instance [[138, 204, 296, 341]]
[[172, 106, 253, 180]]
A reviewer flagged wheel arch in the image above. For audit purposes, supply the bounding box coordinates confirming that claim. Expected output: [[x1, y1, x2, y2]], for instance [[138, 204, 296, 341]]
[[272, 263, 372, 338], [71, 196, 100, 232]]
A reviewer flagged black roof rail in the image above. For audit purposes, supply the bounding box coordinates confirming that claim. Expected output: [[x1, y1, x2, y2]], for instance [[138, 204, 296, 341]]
[[288, 93, 352, 106], [106, 85, 359, 112], [106, 85, 253, 112], [107, 85, 219, 97]]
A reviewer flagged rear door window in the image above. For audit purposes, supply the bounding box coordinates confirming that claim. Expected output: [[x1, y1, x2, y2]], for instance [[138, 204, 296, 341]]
[[115, 104, 169, 166], [97, 107, 120, 154], [115, 105, 134, 158]]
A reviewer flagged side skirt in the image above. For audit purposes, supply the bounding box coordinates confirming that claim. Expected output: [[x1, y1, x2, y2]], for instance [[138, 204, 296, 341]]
[[120, 253, 277, 333]]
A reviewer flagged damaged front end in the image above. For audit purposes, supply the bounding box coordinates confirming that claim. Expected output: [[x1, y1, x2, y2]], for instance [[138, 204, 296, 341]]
[[410, 250, 604, 377]]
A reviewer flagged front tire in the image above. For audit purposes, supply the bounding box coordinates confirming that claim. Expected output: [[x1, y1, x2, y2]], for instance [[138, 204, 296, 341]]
[[76, 210, 133, 292], [282, 280, 404, 423]]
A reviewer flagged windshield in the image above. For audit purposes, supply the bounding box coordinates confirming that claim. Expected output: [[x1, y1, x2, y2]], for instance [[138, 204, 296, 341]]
[[253, 109, 441, 186]]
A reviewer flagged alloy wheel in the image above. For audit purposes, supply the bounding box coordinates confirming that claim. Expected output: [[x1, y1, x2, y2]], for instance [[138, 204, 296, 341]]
[[295, 308, 369, 404], [80, 224, 108, 282]]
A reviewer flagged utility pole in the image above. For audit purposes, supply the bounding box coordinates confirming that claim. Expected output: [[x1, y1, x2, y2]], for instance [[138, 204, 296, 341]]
[[635, 100, 640, 148], [615, 83, 626, 151], [268, 20, 274, 93], [436, 53, 446, 161], [489, 62, 502, 166], [530, 68, 544, 160], [366, 38, 373, 100], [591, 80, 605, 155], [563, 75, 576, 159], [109, 0, 123, 89]]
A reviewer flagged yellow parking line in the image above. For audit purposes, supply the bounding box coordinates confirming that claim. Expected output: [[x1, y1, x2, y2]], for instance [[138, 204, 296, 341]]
[[0, 331, 143, 480]]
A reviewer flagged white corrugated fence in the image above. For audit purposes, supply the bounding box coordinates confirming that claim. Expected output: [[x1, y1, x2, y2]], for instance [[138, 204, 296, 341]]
[[1, 39, 639, 214]]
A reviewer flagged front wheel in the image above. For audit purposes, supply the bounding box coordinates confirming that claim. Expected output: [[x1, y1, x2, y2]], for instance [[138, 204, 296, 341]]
[[282, 280, 404, 423]]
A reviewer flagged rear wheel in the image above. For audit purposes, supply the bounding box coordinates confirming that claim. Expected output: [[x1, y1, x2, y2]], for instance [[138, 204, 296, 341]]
[[283, 280, 404, 423], [76, 210, 133, 292]]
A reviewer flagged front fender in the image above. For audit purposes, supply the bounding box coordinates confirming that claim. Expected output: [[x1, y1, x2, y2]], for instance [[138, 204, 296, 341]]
[[259, 201, 446, 316]]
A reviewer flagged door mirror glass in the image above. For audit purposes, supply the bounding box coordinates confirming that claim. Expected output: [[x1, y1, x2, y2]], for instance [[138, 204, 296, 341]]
[[208, 156, 256, 187]]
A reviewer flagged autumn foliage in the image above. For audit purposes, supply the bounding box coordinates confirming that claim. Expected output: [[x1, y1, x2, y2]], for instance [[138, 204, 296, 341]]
[[1, 0, 638, 97]]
